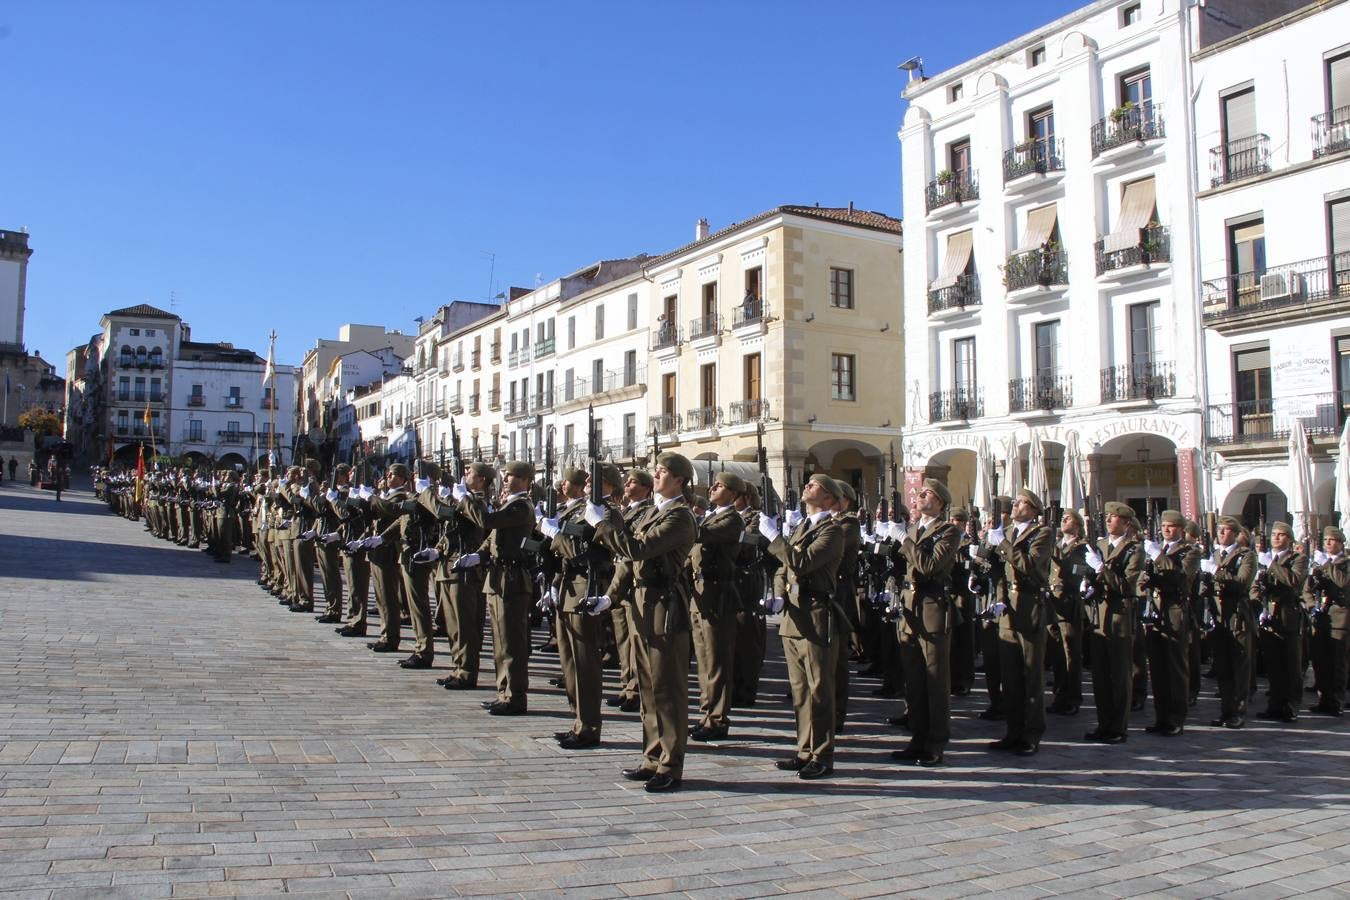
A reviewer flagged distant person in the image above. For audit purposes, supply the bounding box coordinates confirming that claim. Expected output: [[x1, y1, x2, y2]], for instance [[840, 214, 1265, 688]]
[[7, 456, 16, 481]]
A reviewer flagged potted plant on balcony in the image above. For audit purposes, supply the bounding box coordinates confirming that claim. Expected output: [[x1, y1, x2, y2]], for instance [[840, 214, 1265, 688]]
[[1139, 221, 1164, 264], [1109, 100, 1136, 124], [936, 168, 956, 185]]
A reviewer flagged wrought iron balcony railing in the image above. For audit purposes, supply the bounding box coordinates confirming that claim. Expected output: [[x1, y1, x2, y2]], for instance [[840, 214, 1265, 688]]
[[1202, 253, 1350, 321], [685, 406, 721, 430], [731, 298, 768, 327], [1100, 361, 1176, 403], [534, 339, 555, 359], [1002, 138, 1064, 182], [689, 314, 722, 341], [927, 273, 981, 314], [1095, 224, 1170, 274], [1209, 133, 1271, 187], [925, 169, 979, 212], [1009, 374, 1072, 413], [651, 412, 681, 435], [651, 322, 681, 351], [1312, 105, 1350, 159], [1207, 393, 1344, 445], [929, 389, 984, 423], [1004, 248, 1068, 292], [1090, 102, 1165, 157], [728, 398, 771, 426]]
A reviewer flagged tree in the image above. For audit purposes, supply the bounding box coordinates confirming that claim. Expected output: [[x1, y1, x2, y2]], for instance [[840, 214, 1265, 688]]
[[18, 406, 61, 440]]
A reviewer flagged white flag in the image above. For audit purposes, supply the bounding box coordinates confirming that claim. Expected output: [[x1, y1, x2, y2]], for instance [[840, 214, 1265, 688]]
[[261, 343, 274, 390]]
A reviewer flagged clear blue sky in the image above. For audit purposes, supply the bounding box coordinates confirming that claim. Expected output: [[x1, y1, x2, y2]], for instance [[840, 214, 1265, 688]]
[[5, 0, 1082, 368]]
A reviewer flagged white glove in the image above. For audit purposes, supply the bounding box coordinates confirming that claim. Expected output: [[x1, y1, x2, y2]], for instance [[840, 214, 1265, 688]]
[[989, 601, 1007, 617], [583, 595, 612, 616], [987, 527, 1005, 547], [300, 529, 316, 541], [1080, 577, 1094, 597], [539, 517, 561, 538], [1258, 611, 1272, 627], [454, 552, 481, 569], [412, 547, 439, 564], [364, 534, 383, 549], [1085, 548, 1104, 573], [860, 529, 875, 545], [1314, 549, 1330, 566], [535, 500, 546, 517], [321, 532, 341, 545], [415, 477, 431, 493], [280, 519, 293, 529], [968, 575, 981, 593], [1144, 539, 1163, 561], [761, 595, 786, 615], [968, 544, 980, 560], [888, 520, 908, 542], [583, 502, 607, 527], [1200, 557, 1218, 575], [345, 540, 364, 553], [438, 485, 452, 499], [452, 479, 469, 501], [300, 485, 311, 499], [785, 508, 804, 531], [358, 485, 374, 500], [326, 489, 339, 503], [1257, 551, 1273, 568], [536, 587, 558, 613], [758, 515, 780, 542]]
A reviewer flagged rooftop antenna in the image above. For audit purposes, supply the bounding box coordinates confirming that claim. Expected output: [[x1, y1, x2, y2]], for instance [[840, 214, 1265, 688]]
[[169, 290, 177, 313], [899, 56, 925, 83], [481, 251, 496, 303]]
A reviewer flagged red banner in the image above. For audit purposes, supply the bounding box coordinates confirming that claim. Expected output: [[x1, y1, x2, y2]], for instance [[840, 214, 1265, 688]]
[[1176, 447, 1197, 520]]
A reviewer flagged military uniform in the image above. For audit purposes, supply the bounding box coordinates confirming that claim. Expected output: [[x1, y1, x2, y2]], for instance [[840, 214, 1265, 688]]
[[1255, 534, 1308, 722], [607, 495, 653, 709], [1049, 533, 1089, 714], [435, 463, 491, 688], [1142, 516, 1200, 734], [1211, 524, 1257, 727], [689, 492, 745, 738], [1308, 532, 1350, 715], [551, 486, 616, 744], [732, 499, 768, 707]]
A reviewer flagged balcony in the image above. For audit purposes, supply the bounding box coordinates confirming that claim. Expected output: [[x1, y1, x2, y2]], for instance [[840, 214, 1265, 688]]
[[1209, 134, 1271, 187], [187, 395, 205, 407], [468, 394, 480, 415], [1208, 393, 1343, 446], [182, 428, 206, 444], [1090, 103, 1165, 159], [507, 349, 524, 367], [147, 355, 165, 369], [685, 406, 721, 434], [218, 430, 244, 444], [1009, 374, 1072, 415], [149, 392, 165, 403], [117, 391, 131, 402], [224, 395, 244, 409], [1095, 224, 1170, 276], [731, 298, 768, 331], [452, 352, 465, 372], [727, 398, 771, 427], [1312, 105, 1350, 159], [449, 394, 465, 414], [534, 338, 555, 360], [1002, 138, 1065, 188], [651, 322, 682, 354], [1100, 361, 1176, 405], [1004, 247, 1068, 300], [929, 389, 984, 424], [490, 344, 501, 364], [487, 389, 501, 411], [927, 273, 981, 317], [530, 390, 554, 413], [652, 412, 681, 436], [117, 355, 135, 368], [260, 397, 278, 410], [435, 399, 448, 416], [132, 392, 147, 404], [925, 169, 978, 215], [689, 313, 722, 342], [1202, 253, 1350, 331], [471, 349, 482, 370], [504, 397, 530, 421]]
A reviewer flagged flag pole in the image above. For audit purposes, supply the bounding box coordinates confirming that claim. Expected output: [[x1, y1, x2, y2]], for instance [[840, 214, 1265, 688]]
[[267, 330, 277, 468]]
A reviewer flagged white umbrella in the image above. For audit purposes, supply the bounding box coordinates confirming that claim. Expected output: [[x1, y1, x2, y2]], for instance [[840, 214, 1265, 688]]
[[1060, 430, 1086, 514], [1287, 418, 1313, 543], [1003, 432, 1023, 497], [1026, 429, 1048, 501], [1338, 417, 1350, 537], [973, 435, 993, 512]]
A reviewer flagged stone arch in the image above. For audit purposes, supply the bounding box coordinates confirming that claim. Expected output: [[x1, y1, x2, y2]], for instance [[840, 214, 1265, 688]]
[[218, 452, 248, 472], [1220, 478, 1288, 528], [806, 437, 887, 501], [975, 71, 1008, 97], [1057, 31, 1096, 58], [929, 447, 978, 507]]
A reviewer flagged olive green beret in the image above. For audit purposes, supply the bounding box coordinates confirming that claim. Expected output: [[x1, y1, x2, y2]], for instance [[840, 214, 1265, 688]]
[[387, 463, 411, 480], [1270, 521, 1293, 536], [1217, 515, 1242, 531], [996, 494, 1014, 508], [503, 460, 534, 479], [304, 457, 321, 475], [419, 461, 440, 482], [1324, 525, 1346, 542], [656, 451, 693, 482], [949, 508, 969, 523], [715, 471, 748, 495], [1184, 520, 1202, 539], [1016, 488, 1043, 512], [837, 480, 858, 506], [562, 466, 588, 487], [627, 468, 654, 488], [745, 482, 761, 508], [924, 477, 952, 509], [1160, 509, 1185, 526], [335, 463, 351, 475], [1105, 501, 1135, 519], [599, 464, 623, 490], [809, 473, 843, 500], [1062, 508, 1084, 530], [469, 461, 497, 481]]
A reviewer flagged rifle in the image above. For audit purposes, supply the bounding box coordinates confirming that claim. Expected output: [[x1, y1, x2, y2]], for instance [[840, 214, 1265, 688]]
[[544, 425, 557, 518], [784, 462, 797, 512], [449, 417, 465, 482], [888, 445, 900, 521], [754, 423, 777, 606], [876, 467, 888, 522]]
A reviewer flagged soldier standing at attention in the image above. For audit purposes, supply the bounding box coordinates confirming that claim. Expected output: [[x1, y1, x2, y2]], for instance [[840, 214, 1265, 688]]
[[604, 469, 653, 713], [688, 471, 748, 742], [731, 483, 768, 708], [312, 465, 347, 625], [333, 466, 371, 638], [1141, 509, 1201, 735], [987, 489, 1053, 757], [1254, 521, 1308, 723], [1308, 526, 1349, 716], [434, 462, 493, 690], [831, 482, 862, 733], [889, 478, 960, 768], [1084, 501, 1142, 744], [1048, 510, 1089, 716], [761, 474, 845, 780], [587, 452, 699, 793], [1209, 515, 1257, 729]]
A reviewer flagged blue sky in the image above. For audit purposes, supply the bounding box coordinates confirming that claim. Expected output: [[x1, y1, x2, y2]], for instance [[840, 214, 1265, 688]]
[[5, 0, 1082, 368]]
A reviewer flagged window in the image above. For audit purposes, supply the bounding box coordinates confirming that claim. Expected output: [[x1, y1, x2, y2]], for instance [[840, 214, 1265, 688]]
[[949, 138, 971, 174], [509, 432, 517, 459], [1221, 87, 1256, 146], [1128, 301, 1160, 372], [134, 376, 146, 402], [190, 383, 203, 404], [592, 358, 603, 392], [189, 420, 203, 441], [1121, 2, 1141, 26], [146, 329, 155, 337], [623, 413, 636, 457], [1028, 105, 1055, 144], [700, 363, 716, 408], [228, 385, 242, 408], [117, 410, 128, 433], [1034, 321, 1060, 381], [563, 367, 575, 401], [745, 266, 762, 302], [564, 424, 575, 454], [510, 332, 518, 353], [128, 328, 139, 336], [150, 412, 160, 434], [953, 338, 976, 397], [150, 377, 162, 401], [594, 305, 605, 340], [831, 353, 856, 401], [227, 420, 240, 436], [829, 267, 854, 309], [627, 293, 638, 331], [1330, 197, 1350, 294], [1029, 45, 1046, 68], [701, 282, 717, 320], [521, 328, 529, 349], [118, 376, 130, 401], [1234, 347, 1272, 437], [623, 349, 637, 386], [661, 373, 677, 416], [950, 82, 964, 102], [1330, 51, 1350, 112], [744, 353, 762, 400], [1228, 218, 1266, 305], [568, 316, 576, 350], [1336, 335, 1350, 424], [663, 294, 677, 322], [1120, 67, 1152, 109]]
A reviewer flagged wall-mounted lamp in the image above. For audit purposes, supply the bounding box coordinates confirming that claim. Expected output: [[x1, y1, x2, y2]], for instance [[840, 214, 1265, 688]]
[[807, 415, 817, 424], [804, 313, 815, 323], [880, 322, 890, 332]]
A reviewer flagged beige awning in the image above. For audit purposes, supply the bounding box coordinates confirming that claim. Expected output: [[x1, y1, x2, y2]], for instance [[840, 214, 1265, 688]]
[[932, 230, 974, 289], [1017, 204, 1059, 252], [1103, 177, 1157, 253]]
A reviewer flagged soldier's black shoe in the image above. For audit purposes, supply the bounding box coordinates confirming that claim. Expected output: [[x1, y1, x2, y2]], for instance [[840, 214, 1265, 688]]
[[1014, 742, 1039, 757], [315, 614, 341, 624], [951, 685, 971, 696], [890, 744, 923, 762], [775, 756, 806, 771], [486, 701, 526, 716], [619, 697, 640, 713], [621, 766, 656, 782], [606, 696, 625, 707], [1308, 703, 1343, 716], [644, 772, 681, 793], [1144, 724, 1183, 736], [797, 760, 834, 780], [887, 714, 910, 730], [690, 726, 728, 742], [398, 655, 432, 669], [368, 642, 400, 653], [979, 707, 1006, 721], [439, 676, 474, 690], [916, 752, 945, 768], [289, 604, 314, 613], [548, 677, 563, 687], [1224, 717, 1245, 729], [986, 737, 1019, 752], [557, 733, 600, 750], [337, 626, 366, 637]]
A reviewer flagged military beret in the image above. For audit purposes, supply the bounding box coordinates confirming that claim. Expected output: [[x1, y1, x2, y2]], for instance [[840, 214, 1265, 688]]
[[1217, 515, 1242, 531], [626, 468, 654, 489], [599, 464, 623, 490], [503, 460, 534, 479], [420, 461, 441, 482], [1324, 525, 1346, 542], [656, 451, 693, 482], [837, 480, 858, 506], [387, 463, 411, 480], [923, 477, 952, 509], [287, 465, 302, 475], [1270, 521, 1293, 537], [469, 461, 497, 481], [1016, 488, 1043, 512], [562, 466, 588, 487], [1105, 501, 1136, 519], [1184, 520, 1202, 539], [715, 471, 748, 495], [949, 508, 969, 524], [995, 494, 1014, 508], [1160, 509, 1185, 526], [335, 463, 351, 475], [304, 457, 321, 475], [1062, 508, 1084, 530], [745, 482, 761, 508], [808, 473, 843, 501]]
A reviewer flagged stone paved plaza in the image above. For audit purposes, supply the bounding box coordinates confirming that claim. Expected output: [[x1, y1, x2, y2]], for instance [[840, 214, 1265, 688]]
[[1, 482, 1348, 899]]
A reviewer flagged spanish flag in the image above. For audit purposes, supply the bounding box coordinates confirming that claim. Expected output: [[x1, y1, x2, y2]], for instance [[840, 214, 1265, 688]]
[[142, 399, 152, 429]]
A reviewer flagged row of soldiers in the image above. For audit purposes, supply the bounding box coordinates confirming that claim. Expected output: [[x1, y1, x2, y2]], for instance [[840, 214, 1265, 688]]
[[100, 457, 1350, 788]]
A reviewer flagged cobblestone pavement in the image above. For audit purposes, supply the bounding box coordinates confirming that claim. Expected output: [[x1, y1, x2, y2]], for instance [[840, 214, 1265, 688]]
[[1, 482, 1348, 899]]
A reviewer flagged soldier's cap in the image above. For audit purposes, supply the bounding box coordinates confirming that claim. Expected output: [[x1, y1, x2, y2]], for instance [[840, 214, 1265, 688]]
[[745, 482, 761, 507], [1270, 520, 1293, 536], [655, 451, 694, 483], [335, 463, 351, 475], [387, 463, 411, 480], [923, 477, 952, 509], [1160, 509, 1185, 526], [503, 460, 534, 479], [1062, 508, 1084, 529], [420, 461, 441, 482], [304, 457, 321, 476], [1185, 520, 1202, 539], [837, 480, 858, 507], [1217, 515, 1242, 531], [714, 471, 748, 495], [808, 473, 843, 501], [287, 465, 302, 476], [561, 466, 588, 487], [1105, 501, 1136, 519], [469, 461, 497, 481], [995, 494, 1014, 508], [599, 464, 624, 490], [626, 467, 654, 489], [949, 508, 969, 523], [1016, 488, 1043, 512], [1323, 525, 1346, 542]]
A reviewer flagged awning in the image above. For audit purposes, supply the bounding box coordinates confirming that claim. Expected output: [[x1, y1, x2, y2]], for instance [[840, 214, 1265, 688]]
[[932, 230, 974, 289], [1103, 177, 1156, 253], [1017, 204, 1059, 252], [692, 460, 762, 487]]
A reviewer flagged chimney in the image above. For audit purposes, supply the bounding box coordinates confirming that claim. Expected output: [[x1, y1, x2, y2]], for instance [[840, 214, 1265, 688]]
[[695, 218, 709, 241], [848, 201, 854, 213]]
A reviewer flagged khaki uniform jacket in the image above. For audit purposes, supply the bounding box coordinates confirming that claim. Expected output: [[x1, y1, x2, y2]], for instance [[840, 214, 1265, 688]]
[[899, 518, 960, 636], [1149, 539, 1201, 631], [689, 506, 744, 618], [994, 522, 1053, 625], [769, 514, 844, 644], [1257, 549, 1308, 634], [1310, 555, 1350, 633], [550, 498, 616, 612], [595, 497, 697, 638], [606, 498, 654, 604], [1214, 544, 1257, 630], [459, 492, 536, 596]]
